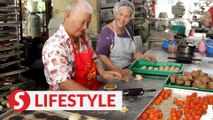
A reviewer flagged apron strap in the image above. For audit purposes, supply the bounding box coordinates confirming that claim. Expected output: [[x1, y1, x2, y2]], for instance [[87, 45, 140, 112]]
[[70, 35, 89, 54], [112, 20, 136, 51]]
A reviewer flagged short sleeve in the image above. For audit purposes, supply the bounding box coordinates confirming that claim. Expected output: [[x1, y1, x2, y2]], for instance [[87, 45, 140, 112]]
[[42, 41, 73, 85], [95, 27, 113, 56]]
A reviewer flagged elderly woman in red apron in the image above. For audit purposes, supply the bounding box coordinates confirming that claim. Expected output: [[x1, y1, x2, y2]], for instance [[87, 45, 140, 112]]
[[42, 0, 123, 91], [96, 0, 156, 77]]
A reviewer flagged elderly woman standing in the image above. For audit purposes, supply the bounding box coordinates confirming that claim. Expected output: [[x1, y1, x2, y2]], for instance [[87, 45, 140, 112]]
[[96, 0, 156, 77]]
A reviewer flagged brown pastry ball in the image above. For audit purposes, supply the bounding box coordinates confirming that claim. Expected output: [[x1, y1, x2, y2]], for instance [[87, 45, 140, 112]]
[[198, 83, 208, 89], [181, 75, 188, 81], [201, 76, 211, 84], [185, 80, 191, 87], [104, 83, 117, 90], [170, 74, 177, 84], [191, 70, 199, 78], [193, 80, 202, 88], [176, 79, 184, 85], [208, 81, 213, 90]]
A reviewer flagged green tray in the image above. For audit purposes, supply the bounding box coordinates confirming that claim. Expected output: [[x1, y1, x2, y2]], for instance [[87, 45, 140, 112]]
[[129, 60, 184, 76], [163, 74, 213, 92]]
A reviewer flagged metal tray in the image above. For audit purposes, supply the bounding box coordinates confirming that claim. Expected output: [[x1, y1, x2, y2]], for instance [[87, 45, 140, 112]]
[[137, 88, 213, 120], [0, 58, 25, 69], [0, 51, 23, 59], [0, 110, 101, 120], [163, 74, 213, 92], [129, 60, 184, 76], [0, 65, 29, 78], [0, 43, 24, 52], [0, 36, 17, 42], [0, 6, 19, 10], [0, 21, 21, 27]]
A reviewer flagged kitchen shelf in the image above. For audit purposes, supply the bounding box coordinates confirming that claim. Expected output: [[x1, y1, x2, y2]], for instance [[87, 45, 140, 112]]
[[0, 51, 23, 59], [0, 43, 24, 51], [0, 36, 17, 42], [0, 65, 29, 78], [0, 58, 25, 68], [0, 21, 22, 26]]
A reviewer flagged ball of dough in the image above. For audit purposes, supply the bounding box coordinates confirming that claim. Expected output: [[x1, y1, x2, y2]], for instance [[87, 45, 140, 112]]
[[87, 117, 98, 120], [141, 66, 147, 69], [148, 66, 153, 70], [69, 113, 81, 120], [174, 67, 180, 72], [164, 66, 170, 71], [169, 67, 175, 72], [0, 105, 3, 110], [135, 74, 143, 80], [159, 66, 164, 71], [120, 106, 129, 113], [153, 67, 159, 70]]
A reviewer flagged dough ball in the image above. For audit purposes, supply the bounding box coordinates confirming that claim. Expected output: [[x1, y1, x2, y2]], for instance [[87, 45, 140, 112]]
[[120, 106, 129, 113], [104, 83, 117, 90], [159, 66, 164, 71], [169, 67, 175, 72], [87, 117, 98, 120], [69, 113, 81, 120], [135, 74, 143, 81], [148, 66, 153, 70], [141, 66, 147, 69], [164, 66, 170, 71], [0, 105, 3, 110], [174, 67, 180, 72], [1, 100, 7, 106], [153, 67, 159, 70]]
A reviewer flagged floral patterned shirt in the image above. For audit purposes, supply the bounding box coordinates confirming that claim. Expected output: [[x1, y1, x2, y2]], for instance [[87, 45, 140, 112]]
[[42, 24, 97, 90]]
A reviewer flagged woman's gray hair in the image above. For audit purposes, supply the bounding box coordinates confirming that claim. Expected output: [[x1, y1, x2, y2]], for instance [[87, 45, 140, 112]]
[[113, 0, 135, 19], [66, 0, 93, 14]]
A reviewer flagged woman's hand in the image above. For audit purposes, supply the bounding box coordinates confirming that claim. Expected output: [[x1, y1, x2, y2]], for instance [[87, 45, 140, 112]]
[[133, 52, 156, 62], [101, 71, 123, 80], [142, 55, 156, 62], [119, 68, 133, 76]]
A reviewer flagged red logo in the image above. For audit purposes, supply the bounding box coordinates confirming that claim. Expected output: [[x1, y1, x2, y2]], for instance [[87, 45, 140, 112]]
[[8, 89, 30, 112]]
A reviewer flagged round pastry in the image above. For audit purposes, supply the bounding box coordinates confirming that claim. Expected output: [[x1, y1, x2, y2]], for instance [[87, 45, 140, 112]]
[[153, 67, 159, 70], [159, 66, 164, 71], [135, 74, 143, 81], [141, 66, 147, 69], [120, 106, 129, 113], [20, 110, 34, 115], [34, 113, 48, 118], [0, 105, 3, 110], [148, 66, 153, 70], [3, 81, 12, 86], [87, 117, 98, 120], [174, 67, 180, 72], [69, 113, 81, 120], [47, 115, 68, 120], [1, 100, 7, 106], [9, 116, 24, 120], [104, 83, 117, 90]]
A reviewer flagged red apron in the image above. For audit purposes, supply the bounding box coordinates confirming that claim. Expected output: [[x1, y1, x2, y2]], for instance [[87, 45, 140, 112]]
[[70, 36, 103, 90]]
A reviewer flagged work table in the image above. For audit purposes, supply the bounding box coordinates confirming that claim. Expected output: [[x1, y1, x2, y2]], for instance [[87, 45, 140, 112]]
[[65, 47, 213, 120], [67, 47, 213, 120]]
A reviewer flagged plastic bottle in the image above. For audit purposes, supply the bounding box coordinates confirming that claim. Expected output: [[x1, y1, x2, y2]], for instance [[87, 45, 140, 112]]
[[198, 36, 206, 52]]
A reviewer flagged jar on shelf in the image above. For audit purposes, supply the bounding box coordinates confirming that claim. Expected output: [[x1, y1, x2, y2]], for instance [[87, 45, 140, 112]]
[[168, 41, 178, 53]]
